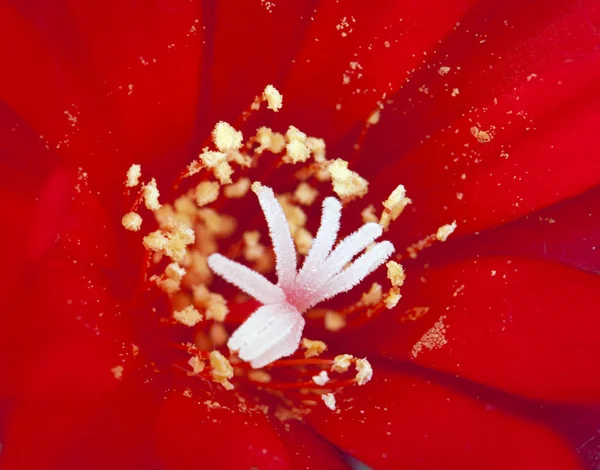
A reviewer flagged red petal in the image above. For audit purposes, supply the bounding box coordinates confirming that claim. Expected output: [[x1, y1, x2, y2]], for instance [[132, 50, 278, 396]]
[[270, 418, 350, 470], [1, 331, 129, 469], [350, 257, 600, 403], [307, 367, 581, 469], [278, 0, 475, 142], [0, 1, 202, 190], [155, 392, 290, 469], [425, 184, 600, 273], [202, 1, 318, 130], [360, 2, 600, 243]]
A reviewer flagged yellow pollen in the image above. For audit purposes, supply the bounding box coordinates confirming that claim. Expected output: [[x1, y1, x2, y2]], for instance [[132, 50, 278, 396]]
[[143, 230, 168, 252], [331, 354, 354, 373], [122, 212, 142, 231], [125, 164, 142, 187], [284, 126, 311, 164], [380, 184, 411, 230], [321, 393, 337, 411], [383, 287, 401, 309], [470, 126, 492, 143], [111, 365, 124, 380], [361, 282, 383, 306], [263, 84, 283, 112], [188, 355, 205, 374], [436, 221, 457, 242], [224, 177, 251, 199], [312, 370, 330, 386], [302, 338, 327, 358], [355, 358, 373, 386], [195, 181, 220, 207], [247, 370, 272, 383], [212, 121, 243, 152], [294, 227, 313, 256], [199, 148, 233, 184], [143, 178, 161, 211], [361, 204, 378, 223], [328, 158, 368, 201], [173, 305, 203, 327], [209, 350, 234, 390], [324, 310, 346, 332], [386, 261, 406, 287], [293, 182, 319, 206]]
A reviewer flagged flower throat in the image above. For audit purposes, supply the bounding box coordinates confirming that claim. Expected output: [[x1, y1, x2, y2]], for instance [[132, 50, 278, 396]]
[[119, 85, 456, 412]]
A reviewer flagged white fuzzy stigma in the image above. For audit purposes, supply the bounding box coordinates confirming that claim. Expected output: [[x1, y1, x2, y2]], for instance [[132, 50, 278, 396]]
[[207, 185, 394, 368]]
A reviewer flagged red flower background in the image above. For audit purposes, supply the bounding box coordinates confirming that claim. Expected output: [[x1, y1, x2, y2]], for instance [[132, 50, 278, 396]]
[[1, 1, 600, 469]]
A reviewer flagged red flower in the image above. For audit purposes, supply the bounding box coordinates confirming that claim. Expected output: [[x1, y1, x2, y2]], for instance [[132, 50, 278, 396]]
[[1, 1, 599, 469]]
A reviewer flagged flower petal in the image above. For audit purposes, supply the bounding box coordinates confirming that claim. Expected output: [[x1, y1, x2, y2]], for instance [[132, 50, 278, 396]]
[[277, 0, 475, 142], [155, 392, 290, 469], [350, 257, 600, 403], [424, 184, 600, 274], [0, 1, 203, 185], [307, 367, 581, 469], [270, 419, 350, 470], [360, 2, 600, 241]]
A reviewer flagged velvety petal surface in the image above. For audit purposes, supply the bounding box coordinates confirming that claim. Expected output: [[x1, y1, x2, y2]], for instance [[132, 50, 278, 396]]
[[359, 1, 600, 245], [344, 257, 600, 403], [307, 366, 581, 469]]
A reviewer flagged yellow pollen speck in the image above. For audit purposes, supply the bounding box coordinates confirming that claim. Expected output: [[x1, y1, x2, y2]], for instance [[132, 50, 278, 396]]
[[163, 224, 195, 262], [254, 126, 286, 154], [125, 164, 141, 187], [205, 293, 229, 322], [212, 121, 243, 152], [111, 365, 124, 380], [361, 282, 383, 306], [306, 137, 326, 161], [224, 177, 251, 199], [367, 110, 381, 125], [242, 230, 265, 262], [294, 227, 313, 256], [470, 126, 492, 143], [122, 212, 142, 231], [173, 305, 203, 327], [380, 184, 411, 230], [328, 159, 368, 201], [355, 358, 373, 386], [411, 315, 448, 358], [248, 370, 272, 383], [263, 84, 283, 112], [143, 230, 168, 252], [209, 350, 234, 390], [438, 66, 451, 76], [302, 338, 327, 358], [383, 287, 401, 309], [361, 204, 378, 223], [436, 221, 457, 242], [198, 209, 237, 238], [294, 182, 319, 206], [284, 126, 311, 164], [312, 370, 330, 386], [321, 393, 336, 411], [188, 355, 205, 374], [331, 354, 354, 373], [324, 310, 346, 332], [199, 148, 233, 184], [195, 181, 220, 207], [209, 323, 229, 347], [143, 178, 161, 211], [386, 261, 406, 287]]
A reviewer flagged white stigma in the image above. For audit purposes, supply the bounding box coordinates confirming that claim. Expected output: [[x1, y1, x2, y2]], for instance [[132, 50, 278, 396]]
[[208, 185, 394, 368]]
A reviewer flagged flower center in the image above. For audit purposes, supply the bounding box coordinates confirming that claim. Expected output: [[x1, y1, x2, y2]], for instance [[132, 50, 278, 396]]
[[119, 85, 456, 413]]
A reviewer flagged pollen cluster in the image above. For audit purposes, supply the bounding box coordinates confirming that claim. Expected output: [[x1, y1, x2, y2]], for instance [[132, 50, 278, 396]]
[[120, 84, 456, 413]]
